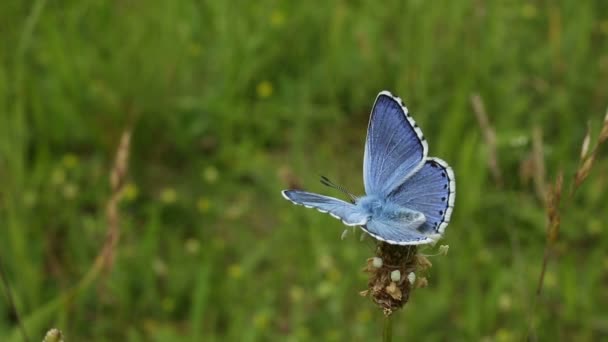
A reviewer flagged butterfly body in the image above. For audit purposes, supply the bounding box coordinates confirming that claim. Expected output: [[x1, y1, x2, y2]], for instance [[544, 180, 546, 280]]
[[355, 195, 426, 229], [282, 91, 455, 245]]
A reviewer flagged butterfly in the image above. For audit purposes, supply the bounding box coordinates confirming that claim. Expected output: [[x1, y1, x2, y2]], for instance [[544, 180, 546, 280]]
[[281, 91, 455, 245]]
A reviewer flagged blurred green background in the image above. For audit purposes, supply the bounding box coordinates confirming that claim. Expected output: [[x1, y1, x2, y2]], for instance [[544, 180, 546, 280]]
[[1, 0, 608, 341]]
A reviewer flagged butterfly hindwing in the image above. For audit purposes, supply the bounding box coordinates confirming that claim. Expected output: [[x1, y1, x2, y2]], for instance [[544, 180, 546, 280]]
[[282, 190, 369, 226], [361, 217, 437, 245], [363, 91, 428, 197], [388, 157, 455, 235]]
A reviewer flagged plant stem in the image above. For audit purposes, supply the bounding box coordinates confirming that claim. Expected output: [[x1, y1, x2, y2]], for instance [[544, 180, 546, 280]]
[[383, 315, 392, 342], [0, 255, 29, 342]]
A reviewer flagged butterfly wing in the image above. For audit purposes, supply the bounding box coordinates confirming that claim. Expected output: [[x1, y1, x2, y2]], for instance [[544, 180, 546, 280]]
[[363, 91, 428, 197], [361, 217, 438, 245], [282, 190, 370, 226], [388, 157, 456, 235]]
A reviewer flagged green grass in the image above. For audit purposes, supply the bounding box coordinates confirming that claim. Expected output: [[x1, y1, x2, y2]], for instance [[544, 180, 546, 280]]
[[1, 0, 608, 340]]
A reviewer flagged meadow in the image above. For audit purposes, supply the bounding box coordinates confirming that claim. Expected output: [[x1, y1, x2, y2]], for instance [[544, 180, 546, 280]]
[[1, 1, 608, 341]]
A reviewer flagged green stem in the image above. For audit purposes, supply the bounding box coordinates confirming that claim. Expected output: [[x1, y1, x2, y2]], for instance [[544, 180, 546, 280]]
[[383, 315, 393, 342], [0, 255, 29, 342]]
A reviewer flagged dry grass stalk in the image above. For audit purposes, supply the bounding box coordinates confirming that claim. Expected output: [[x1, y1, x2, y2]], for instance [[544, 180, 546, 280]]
[[471, 93, 503, 186], [519, 126, 548, 205], [529, 110, 608, 338], [546, 173, 563, 244], [532, 127, 547, 203], [580, 122, 591, 160], [98, 129, 131, 274], [535, 171, 563, 299], [600, 108, 608, 144], [3, 128, 133, 340], [572, 112, 608, 194]]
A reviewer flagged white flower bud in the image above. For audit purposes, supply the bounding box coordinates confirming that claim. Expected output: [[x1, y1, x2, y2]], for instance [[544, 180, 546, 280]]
[[407, 272, 416, 285], [390, 270, 401, 282]]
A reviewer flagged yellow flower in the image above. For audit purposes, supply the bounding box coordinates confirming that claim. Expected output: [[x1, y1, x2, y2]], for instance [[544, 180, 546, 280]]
[[153, 258, 168, 277], [253, 311, 269, 330], [521, 4, 537, 19], [122, 182, 138, 201], [23, 190, 37, 208], [197, 197, 211, 213], [289, 286, 303, 303], [162, 297, 175, 313], [256, 81, 273, 98], [62, 153, 79, 169], [228, 264, 243, 279], [51, 168, 66, 186], [188, 42, 203, 57], [185, 238, 200, 255], [498, 293, 512, 312], [477, 248, 493, 264], [587, 220, 602, 236], [62, 183, 79, 199], [160, 187, 177, 204], [544, 271, 557, 289], [270, 10, 285, 27], [495, 328, 514, 342], [316, 281, 333, 298], [600, 21, 608, 35], [318, 254, 334, 271], [226, 203, 245, 219], [202, 166, 219, 183], [328, 268, 342, 283]]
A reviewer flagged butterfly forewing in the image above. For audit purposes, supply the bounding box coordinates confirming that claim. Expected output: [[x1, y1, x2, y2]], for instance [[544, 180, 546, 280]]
[[282, 190, 370, 226], [363, 91, 428, 197]]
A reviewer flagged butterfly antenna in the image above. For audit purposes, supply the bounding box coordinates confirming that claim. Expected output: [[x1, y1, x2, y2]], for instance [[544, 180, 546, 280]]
[[319, 175, 357, 202]]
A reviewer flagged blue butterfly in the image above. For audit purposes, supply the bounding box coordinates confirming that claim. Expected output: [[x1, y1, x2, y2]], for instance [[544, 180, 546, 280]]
[[282, 91, 455, 245]]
